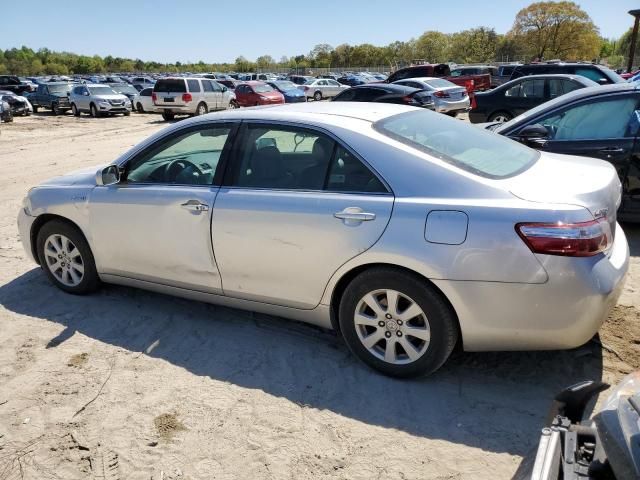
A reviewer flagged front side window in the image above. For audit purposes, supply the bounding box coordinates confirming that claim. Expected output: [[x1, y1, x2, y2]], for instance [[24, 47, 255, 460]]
[[535, 96, 639, 140], [505, 79, 544, 98], [374, 109, 539, 179], [202, 80, 214, 92], [211, 81, 222, 92], [126, 126, 231, 185]]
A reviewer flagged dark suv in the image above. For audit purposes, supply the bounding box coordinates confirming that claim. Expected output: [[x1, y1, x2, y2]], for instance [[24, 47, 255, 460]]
[[0, 75, 32, 95], [510, 63, 624, 85]]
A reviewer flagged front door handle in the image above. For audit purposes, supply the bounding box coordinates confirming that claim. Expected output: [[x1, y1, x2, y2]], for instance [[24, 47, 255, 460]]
[[599, 147, 625, 154], [181, 200, 209, 212], [334, 207, 376, 224]]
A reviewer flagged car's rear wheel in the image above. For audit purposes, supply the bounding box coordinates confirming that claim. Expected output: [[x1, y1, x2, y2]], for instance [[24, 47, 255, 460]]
[[36, 220, 100, 295], [136, 102, 144, 113], [90, 103, 99, 118], [488, 111, 512, 123], [338, 267, 458, 378], [162, 112, 175, 121], [313, 91, 322, 101], [195, 102, 208, 116], [71, 103, 80, 116]]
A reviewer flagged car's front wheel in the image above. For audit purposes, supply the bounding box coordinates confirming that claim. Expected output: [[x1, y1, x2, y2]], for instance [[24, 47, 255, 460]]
[[36, 220, 100, 295], [228, 100, 239, 109], [71, 103, 80, 116], [90, 103, 99, 118], [339, 267, 458, 378], [136, 102, 144, 113]]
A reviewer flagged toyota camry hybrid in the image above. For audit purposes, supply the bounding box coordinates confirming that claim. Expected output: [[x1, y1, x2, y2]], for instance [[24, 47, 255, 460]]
[[17, 102, 629, 378]]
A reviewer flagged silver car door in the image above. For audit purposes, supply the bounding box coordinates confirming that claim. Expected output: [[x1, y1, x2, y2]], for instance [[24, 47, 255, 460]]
[[212, 122, 394, 309], [211, 80, 223, 109], [89, 122, 238, 292]]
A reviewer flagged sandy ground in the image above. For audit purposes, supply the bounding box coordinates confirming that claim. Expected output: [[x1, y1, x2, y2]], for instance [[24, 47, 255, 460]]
[[0, 112, 638, 480]]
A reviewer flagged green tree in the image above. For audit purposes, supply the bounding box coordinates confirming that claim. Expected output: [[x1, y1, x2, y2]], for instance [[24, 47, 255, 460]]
[[415, 31, 450, 63], [509, 1, 601, 61], [449, 27, 498, 63]]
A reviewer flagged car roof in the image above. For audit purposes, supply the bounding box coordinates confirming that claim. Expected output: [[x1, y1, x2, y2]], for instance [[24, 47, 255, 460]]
[[500, 74, 598, 84], [243, 81, 267, 85], [350, 83, 419, 93], [397, 77, 452, 83]]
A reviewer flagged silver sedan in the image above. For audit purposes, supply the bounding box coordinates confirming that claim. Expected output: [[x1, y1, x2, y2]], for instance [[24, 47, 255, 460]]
[[17, 103, 629, 378], [300, 79, 350, 101], [394, 77, 471, 115]]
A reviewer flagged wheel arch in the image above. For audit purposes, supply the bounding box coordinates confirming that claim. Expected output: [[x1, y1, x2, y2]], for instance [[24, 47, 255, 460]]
[[30, 214, 90, 265], [328, 262, 462, 347]]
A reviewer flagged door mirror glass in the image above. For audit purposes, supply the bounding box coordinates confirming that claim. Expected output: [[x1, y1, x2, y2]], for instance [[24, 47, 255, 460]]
[[221, 86, 228, 92], [518, 124, 549, 139], [100, 165, 120, 186], [83, 91, 90, 96]]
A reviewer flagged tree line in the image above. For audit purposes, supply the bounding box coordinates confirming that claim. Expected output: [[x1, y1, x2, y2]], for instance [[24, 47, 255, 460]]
[[1, 1, 638, 76]]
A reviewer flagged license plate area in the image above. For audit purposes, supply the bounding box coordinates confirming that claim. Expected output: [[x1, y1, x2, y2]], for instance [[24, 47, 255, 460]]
[[164, 97, 174, 102]]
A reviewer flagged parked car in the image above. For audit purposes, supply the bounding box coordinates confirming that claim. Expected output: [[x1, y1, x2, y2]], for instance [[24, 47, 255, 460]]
[[337, 74, 370, 87], [393, 77, 470, 116], [628, 71, 640, 83], [0, 75, 32, 95], [0, 92, 30, 116], [18, 103, 628, 378], [108, 83, 140, 105], [0, 99, 12, 123], [450, 65, 498, 87], [266, 81, 307, 103], [27, 82, 73, 115], [69, 84, 131, 117], [386, 64, 492, 92], [513, 372, 640, 480], [300, 78, 350, 101], [469, 74, 596, 123], [319, 74, 341, 81], [493, 64, 523, 87], [332, 84, 434, 109], [288, 75, 316, 85], [18, 77, 38, 92], [510, 62, 624, 85], [132, 87, 158, 113], [128, 76, 155, 86], [152, 77, 238, 121], [234, 81, 285, 107], [484, 82, 640, 222]]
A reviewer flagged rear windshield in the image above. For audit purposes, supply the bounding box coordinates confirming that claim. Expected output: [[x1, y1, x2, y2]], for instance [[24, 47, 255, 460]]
[[154, 79, 186, 93], [373, 110, 538, 179], [425, 78, 456, 88]]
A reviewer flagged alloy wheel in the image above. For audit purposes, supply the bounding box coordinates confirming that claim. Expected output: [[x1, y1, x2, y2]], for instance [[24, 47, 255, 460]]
[[354, 289, 431, 365], [43, 234, 84, 287]]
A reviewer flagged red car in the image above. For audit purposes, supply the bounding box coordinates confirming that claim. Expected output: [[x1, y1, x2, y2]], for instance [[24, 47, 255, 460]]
[[234, 81, 284, 107], [385, 64, 491, 93]]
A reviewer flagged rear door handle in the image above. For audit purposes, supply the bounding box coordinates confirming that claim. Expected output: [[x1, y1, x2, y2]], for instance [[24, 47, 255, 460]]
[[599, 147, 625, 154], [181, 200, 209, 212], [334, 207, 376, 224]]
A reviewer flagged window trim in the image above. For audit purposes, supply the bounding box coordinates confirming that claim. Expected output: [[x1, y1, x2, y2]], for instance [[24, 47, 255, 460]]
[[221, 120, 393, 195], [117, 122, 240, 188]]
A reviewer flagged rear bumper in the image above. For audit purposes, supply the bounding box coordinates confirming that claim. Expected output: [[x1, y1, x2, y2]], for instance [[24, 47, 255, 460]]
[[468, 111, 488, 124], [434, 98, 471, 113], [433, 223, 630, 351], [156, 105, 195, 114]]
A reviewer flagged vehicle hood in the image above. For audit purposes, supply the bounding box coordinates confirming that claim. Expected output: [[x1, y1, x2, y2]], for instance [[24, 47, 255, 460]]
[[39, 165, 103, 187], [506, 150, 621, 233], [93, 94, 128, 101]]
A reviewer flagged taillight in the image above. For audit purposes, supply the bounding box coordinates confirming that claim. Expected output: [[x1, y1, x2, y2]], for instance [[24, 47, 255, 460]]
[[516, 219, 611, 257], [433, 91, 449, 98], [151, 92, 157, 103], [182, 93, 193, 103]]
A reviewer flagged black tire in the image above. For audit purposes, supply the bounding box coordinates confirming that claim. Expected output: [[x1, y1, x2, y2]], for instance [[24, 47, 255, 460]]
[[313, 91, 322, 101], [136, 102, 144, 113], [228, 100, 239, 109], [5, 111, 13, 123], [488, 111, 512, 123], [124, 111, 130, 116], [32, 104, 39, 113], [90, 103, 99, 118], [51, 102, 59, 115], [338, 267, 458, 378], [71, 103, 80, 117], [195, 102, 208, 116], [162, 111, 175, 121], [36, 220, 100, 295]]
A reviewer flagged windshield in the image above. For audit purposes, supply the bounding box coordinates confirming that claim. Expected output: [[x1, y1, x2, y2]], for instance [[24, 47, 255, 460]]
[[374, 110, 538, 179], [273, 81, 297, 90], [49, 84, 72, 94], [88, 86, 117, 95], [254, 84, 274, 93], [111, 84, 137, 95]]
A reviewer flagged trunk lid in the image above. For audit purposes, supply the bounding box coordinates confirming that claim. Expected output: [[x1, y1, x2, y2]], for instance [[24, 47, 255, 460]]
[[508, 151, 621, 241]]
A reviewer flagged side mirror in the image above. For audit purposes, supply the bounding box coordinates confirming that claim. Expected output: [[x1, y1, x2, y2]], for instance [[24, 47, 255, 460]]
[[83, 92, 89, 96], [221, 86, 228, 92], [97, 165, 120, 186], [518, 123, 549, 139], [596, 78, 608, 85]]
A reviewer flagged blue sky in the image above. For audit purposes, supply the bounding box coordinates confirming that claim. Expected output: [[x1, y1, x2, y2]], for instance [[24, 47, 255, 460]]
[[2, 0, 637, 63]]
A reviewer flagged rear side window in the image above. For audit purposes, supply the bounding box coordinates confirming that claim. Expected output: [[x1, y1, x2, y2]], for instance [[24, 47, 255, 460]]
[[155, 79, 186, 93], [187, 79, 201, 92], [202, 80, 214, 92], [374, 110, 538, 179], [572, 67, 606, 83]]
